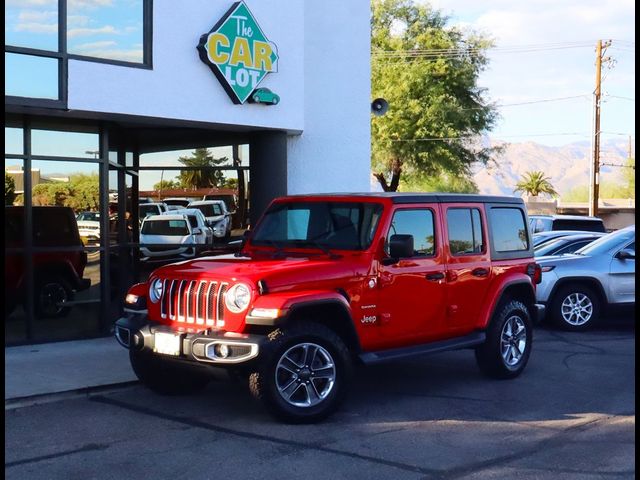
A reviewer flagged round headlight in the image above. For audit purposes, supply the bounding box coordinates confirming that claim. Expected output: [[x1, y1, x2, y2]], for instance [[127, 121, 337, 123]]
[[224, 283, 251, 313], [149, 278, 163, 303]]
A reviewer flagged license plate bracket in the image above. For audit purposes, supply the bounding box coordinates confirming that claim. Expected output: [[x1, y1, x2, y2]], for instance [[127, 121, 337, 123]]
[[154, 332, 181, 356]]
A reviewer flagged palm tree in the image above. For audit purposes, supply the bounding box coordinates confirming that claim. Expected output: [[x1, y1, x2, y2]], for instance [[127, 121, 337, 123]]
[[177, 148, 227, 189], [514, 171, 558, 198]]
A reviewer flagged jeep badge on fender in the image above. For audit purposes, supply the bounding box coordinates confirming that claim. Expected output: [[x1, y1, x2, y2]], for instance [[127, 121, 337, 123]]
[[115, 193, 543, 423]]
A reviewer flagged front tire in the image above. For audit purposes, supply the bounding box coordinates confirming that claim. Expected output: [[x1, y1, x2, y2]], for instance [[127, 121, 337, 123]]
[[130, 349, 210, 395], [475, 299, 532, 379], [35, 275, 73, 318], [249, 322, 353, 423], [550, 284, 601, 331]]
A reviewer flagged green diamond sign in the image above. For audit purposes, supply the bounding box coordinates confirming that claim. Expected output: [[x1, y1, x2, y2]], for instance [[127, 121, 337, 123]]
[[197, 1, 279, 105]]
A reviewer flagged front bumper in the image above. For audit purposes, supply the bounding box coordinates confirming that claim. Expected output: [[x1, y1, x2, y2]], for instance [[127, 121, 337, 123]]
[[533, 303, 546, 323], [114, 314, 263, 365], [139, 246, 195, 260]]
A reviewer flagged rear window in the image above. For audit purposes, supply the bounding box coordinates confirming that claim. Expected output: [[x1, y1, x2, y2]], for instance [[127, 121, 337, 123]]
[[192, 204, 223, 216], [141, 219, 189, 236], [139, 205, 159, 218], [552, 219, 605, 232], [489, 208, 528, 252]]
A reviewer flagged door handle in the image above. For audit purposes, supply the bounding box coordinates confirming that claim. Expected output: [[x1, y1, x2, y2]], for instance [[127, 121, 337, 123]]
[[426, 272, 445, 281], [472, 267, 489, 277]]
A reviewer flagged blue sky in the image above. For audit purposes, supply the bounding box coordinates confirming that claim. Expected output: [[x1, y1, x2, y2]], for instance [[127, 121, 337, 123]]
[[423, 0, 635, 148]]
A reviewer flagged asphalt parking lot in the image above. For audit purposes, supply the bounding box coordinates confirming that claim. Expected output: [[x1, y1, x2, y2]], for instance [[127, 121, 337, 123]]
[[5, 320, 635, 479]]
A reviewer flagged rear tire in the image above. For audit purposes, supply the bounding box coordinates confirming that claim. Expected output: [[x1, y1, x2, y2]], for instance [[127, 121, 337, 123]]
[[475, 299, 532, 379], [130, 349, 210, 395], [249, 322, 353, 423], [549, 284, 601, 331]]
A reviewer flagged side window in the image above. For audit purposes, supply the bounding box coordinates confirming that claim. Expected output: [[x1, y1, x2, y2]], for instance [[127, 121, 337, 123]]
[[447, 208, 484, 255], [490, 208, 529, 252], [386, 209, 435, 257]]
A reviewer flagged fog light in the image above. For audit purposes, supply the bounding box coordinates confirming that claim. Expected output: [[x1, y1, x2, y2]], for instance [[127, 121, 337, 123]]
[[125, 294, 139, 304], [216, 344, 230, 358]]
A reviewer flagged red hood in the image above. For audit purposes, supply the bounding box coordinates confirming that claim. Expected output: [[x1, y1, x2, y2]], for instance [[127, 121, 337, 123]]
[[149, 251, 372, 291]]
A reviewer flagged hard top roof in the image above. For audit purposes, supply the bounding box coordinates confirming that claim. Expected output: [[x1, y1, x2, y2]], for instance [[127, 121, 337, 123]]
[[281, 192, 524, 205], [529, 214, 603, 221]]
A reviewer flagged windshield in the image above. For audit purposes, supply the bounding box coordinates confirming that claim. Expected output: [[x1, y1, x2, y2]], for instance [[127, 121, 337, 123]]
[[192, 204, 223, 216], [164, 199, 190, 206], [534, 237, 571, 256], [141, 219, 189, 236], [251, 201, 383, 251], [575, 227, 635, 255], [77, 212, 99, 221]]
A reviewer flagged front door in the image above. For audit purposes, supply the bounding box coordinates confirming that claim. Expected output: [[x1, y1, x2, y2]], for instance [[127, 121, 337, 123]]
[[609, 241, 635, 304], [376, 205, 448, 347]]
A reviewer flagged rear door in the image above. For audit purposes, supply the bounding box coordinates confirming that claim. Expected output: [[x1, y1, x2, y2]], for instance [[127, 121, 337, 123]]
[[441, 204, 492, 335]]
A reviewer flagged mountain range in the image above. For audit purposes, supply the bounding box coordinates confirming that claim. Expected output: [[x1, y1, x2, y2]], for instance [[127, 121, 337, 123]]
[[472, 138, 631, 198]]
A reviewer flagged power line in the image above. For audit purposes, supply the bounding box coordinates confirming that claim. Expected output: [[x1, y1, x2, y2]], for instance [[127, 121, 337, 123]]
[[372, 41, 596, 59], [601, 162, 635, 169], [389, 132, 590, 142], [603, 94, 635, 101], [453, 95, 590, 111]]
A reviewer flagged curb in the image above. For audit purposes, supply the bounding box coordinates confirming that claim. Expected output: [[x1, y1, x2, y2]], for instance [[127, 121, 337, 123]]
[[5, 381, 140, 411]]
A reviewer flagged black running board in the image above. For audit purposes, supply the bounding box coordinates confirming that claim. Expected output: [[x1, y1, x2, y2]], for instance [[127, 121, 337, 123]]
[[359, 331, 486, 365]]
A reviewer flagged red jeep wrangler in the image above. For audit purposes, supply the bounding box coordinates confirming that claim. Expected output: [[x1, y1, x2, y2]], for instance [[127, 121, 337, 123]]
[[116, 193, 543, 422]]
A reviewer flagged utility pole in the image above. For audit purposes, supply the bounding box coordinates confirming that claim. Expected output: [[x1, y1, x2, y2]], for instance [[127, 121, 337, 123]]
[[589, 39, 612, 217]]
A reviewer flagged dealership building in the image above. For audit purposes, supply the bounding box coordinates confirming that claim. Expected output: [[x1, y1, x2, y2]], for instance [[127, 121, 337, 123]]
[[4, 0, 371, 345]]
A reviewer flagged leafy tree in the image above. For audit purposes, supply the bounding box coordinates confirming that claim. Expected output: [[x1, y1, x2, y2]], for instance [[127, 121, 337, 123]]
[[371, 0, 500, 191], [223, 177, 238, 189], [5, 172, 16, 205], [514, 171, 558, 198], [31, 174, 99, 210], [32, 182, 71, 206], [153, 179, 180, 191], [177, 148, 228, 189], [563, 181, 632, 202], [65, 173, 99, 211], [622, 157, 635, 198], [399, 169, 479, 193]]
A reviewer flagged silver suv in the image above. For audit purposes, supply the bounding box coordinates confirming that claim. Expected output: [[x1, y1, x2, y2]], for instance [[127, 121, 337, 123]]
[[536, 225, 635, 331]]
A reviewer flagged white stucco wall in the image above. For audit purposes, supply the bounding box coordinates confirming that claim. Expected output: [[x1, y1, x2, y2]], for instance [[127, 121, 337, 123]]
[[286, 0, 371, 194], [68, 0, 305, 131], [67, 0, 372, 194]]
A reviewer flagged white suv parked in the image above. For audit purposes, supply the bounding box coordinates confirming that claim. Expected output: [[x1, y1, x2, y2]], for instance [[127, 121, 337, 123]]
[[187, 200, 232, 240], [139, 212, 210, 261], [162, 209, 213, 245]]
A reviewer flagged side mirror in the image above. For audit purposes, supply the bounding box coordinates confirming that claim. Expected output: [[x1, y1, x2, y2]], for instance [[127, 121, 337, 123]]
[[616, 248, 635, 260], [192, 227, 202, 235], [388, 234, 414, 260]]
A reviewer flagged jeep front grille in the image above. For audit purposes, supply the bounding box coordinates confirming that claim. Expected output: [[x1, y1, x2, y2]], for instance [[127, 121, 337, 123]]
[[160, 279, 227, 327]]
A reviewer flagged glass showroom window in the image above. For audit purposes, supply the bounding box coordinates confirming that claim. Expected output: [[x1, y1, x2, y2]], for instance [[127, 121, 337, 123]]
[[5, 53, 60, 100], [5, 2, 59, 52], [67, 0, 148, 64]]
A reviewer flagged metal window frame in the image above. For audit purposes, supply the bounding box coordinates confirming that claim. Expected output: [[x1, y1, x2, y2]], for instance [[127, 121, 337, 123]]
[[4, 0, 153, 109], [5, 118, 111, 344]]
